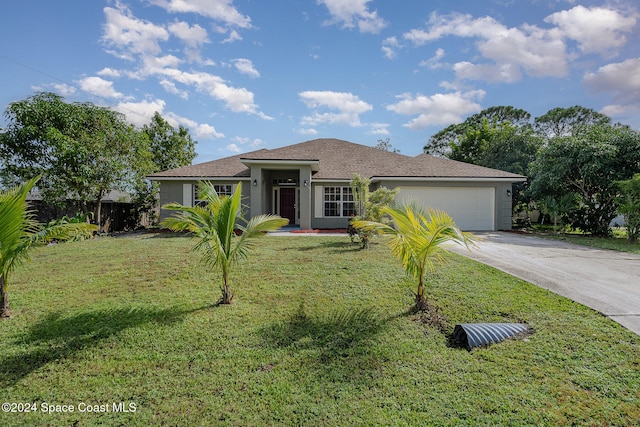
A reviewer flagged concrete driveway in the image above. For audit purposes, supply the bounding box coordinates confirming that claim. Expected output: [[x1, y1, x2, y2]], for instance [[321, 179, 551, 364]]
[[446, 232, 640, 335]]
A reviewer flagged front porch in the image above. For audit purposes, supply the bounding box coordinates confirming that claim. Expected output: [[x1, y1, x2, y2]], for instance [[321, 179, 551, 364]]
[[243, 158, 316, 230]]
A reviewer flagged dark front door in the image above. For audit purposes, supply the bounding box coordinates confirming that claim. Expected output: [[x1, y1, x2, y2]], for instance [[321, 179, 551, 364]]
[[280, 188, 296, 224]]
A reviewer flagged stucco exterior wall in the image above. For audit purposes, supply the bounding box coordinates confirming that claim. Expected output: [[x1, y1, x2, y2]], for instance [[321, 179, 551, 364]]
[[310, 182, 353, 230], [157, 177, 516, 231], [157, 179, 249, 222], [376, 179, 515, 231]]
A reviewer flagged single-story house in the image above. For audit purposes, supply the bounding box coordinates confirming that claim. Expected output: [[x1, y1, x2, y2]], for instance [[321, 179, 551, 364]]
[[149, 138, 526, 231]]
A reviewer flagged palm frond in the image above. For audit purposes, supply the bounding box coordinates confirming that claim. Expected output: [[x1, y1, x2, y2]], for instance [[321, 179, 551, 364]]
[[0, 177, 40, 277], [160, 181, 289, 303]]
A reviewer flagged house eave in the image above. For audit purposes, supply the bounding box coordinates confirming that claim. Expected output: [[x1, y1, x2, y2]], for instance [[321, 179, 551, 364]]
[[148, 176, 251, 181], [240, 158, 320, 171], [371, 176, 527, 183]]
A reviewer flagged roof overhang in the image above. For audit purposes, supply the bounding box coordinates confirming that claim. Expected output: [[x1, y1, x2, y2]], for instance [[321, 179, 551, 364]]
[[148, 176, 251, 181], [371, 176, 527, 183], [240, 158, 320, 172]]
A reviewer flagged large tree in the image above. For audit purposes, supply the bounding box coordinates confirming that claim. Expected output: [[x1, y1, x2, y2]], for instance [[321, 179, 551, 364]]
[[528, 123, 640, 236], [615, 174, 640, 243], [533, 105, 611, 139], [132, 112, 198, 224], [0, 92, 151, 228], [143, 112, 196, 172], [424, 106, 532, 156], [430, 108, 538, 209]]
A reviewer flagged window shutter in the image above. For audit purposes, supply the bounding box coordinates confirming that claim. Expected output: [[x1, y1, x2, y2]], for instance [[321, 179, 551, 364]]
[[182, 183, 193, 206], [314, 186, 323, 218]]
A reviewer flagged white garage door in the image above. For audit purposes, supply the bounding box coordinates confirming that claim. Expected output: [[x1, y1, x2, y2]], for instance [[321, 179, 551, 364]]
[[396, 187, 495, 231]]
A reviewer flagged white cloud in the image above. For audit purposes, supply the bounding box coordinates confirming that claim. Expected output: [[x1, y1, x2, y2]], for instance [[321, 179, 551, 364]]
[[299, 90, 372, 114], [194, 123, 224, 139], [226, 143, 242, 153], [317, 0, 387, 34], [159, 79, 189, 99], [148, 0, 252, 28], [404, 13, 505, 45], [77, 76, 127, 99], [299, 90, 373, 128], [297, 128, 319, 136], [52, 83, 77, 96], [165, 111, 225, 140], [230, 136, 265, 149], [545, 5, 637, 55], [113, 100, 223, 140], [97, 67, 122, 78], [386, 90, 485, 129], [419, 48, 445, 69], [584, 57, 640, 105], [368, 122, 390, 136], [102, 4, 169, 58], [453, 62, 522, 83], [232, 58, 260, 78], [114, 99, 167, 127], [99, 3, 270, 119], [404, 12, 568, 82], [168, 21, 209, 47], [134, 67, 270, 118], [381, 37, 401, 59], [137, 55, 183, 78], [402, 5, 638, 85]]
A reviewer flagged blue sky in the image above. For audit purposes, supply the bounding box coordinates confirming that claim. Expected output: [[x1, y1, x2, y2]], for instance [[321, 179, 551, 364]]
[[1, 0, 639, 162]]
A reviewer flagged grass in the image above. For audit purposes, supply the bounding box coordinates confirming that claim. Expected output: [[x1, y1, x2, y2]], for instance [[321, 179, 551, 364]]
[[1, 233, 639, 426], [530, 225, 640, 254]]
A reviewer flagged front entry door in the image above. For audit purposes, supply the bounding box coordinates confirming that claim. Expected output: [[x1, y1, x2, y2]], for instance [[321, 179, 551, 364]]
[[280, 188, 297, 224]]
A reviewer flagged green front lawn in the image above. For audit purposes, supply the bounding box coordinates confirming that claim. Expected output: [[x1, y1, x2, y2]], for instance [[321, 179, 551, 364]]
[[1, 233, 639, 426]]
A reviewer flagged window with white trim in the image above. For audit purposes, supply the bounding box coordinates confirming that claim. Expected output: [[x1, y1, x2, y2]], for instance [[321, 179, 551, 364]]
[[194, 184, 233, 206], [323, 186, 355, 217]]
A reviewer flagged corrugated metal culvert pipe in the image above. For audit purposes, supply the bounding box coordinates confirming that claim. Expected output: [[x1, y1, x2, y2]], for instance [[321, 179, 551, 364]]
[[454, 323, 531, 350]]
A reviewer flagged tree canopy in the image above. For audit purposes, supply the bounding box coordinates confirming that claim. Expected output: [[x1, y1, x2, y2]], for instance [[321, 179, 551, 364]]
[[424, 106, 532, 157], [528, 123, 640, 235], [0, 92, 197, 228], [533, 105, 611, 139], [426, 104, 640, 235]]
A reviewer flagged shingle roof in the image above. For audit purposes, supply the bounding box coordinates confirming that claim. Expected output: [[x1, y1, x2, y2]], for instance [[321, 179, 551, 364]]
[[148, 138, 525, 181]]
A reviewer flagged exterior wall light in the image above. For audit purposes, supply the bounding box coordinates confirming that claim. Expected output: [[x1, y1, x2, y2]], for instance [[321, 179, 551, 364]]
[[304, 180, 308, 187], [506, 189, 512, 197], [253, 179, 257, 186]]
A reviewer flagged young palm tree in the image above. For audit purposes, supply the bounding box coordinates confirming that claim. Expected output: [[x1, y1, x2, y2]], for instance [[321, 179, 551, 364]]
[[0, 176, 98, 318], [352, 205, 476, 311], [161, 181, 289, 305]]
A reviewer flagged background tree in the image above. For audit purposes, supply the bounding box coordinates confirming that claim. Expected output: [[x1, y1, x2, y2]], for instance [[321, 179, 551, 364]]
[[0, 92, 152, 228], [424, 106, 532, 156], [161, 182, 288, 305], [539, 194, 576, 233], [132, 112, 197, 225], [1, 93, 197, 230], [1, 176, 98, 318], [615, 174, 640, 243], [374, 138, 400, 153], [352, 206, 476, 311], [528, 123, 640, 236], [534, 106, 611, 139], [143, 112, 197, 171], [429, 107, 537, 210]]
